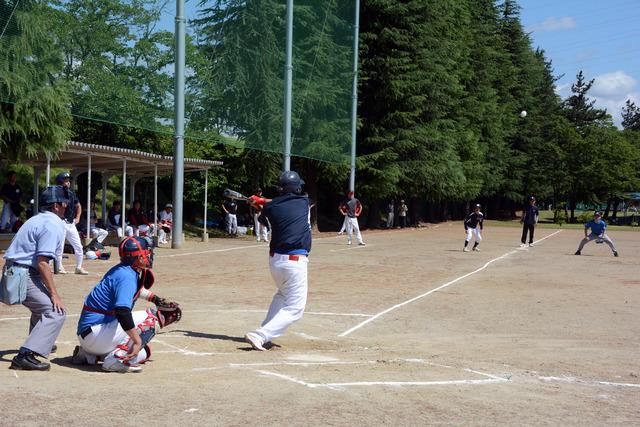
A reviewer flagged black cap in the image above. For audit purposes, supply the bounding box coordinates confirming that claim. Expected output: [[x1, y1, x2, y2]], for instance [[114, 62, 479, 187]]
[[55, 172, 71, 184]]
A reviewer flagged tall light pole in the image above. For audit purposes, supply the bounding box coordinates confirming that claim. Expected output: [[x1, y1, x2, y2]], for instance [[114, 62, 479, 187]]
[[349, 0, 360, 192], [172, 0, 186, 248], [283, 0, 294, 172]]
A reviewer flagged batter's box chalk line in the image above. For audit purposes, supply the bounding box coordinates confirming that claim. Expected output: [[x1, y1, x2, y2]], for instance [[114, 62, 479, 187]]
[[338, 230, 563, 337], [250, 358, 509, 390]]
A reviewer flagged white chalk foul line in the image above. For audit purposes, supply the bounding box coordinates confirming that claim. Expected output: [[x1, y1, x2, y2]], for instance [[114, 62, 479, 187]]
[[538, 375, 640, 389], [339, 230, 563, 337], [329, 244, 372, 253], [185, 309, 372, 317]]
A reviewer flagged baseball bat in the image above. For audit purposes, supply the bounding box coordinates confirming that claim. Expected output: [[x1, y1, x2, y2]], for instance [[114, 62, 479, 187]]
[[223, 189, 249, 201]]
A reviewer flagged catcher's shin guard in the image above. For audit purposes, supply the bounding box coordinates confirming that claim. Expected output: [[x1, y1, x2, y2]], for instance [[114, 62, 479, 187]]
[[102, 310, 158, 372]]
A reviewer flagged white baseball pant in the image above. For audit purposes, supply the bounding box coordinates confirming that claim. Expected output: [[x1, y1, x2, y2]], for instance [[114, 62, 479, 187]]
[[254, 213, 268, 242], [252, 254, 308, 343], [134, 224, 154, 237], [465, 227, 482, 243], [90, 227, 109, 244], [577, 233, 617, 252], [56, 222, 84, 269], [77, 310, 155, 369], [346, 217, 363, 244]]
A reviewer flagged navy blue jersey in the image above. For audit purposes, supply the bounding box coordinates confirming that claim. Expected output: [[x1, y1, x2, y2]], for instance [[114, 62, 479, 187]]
[[522, 205, 539, 225], [63, 188, 80, 223], [464, 211, 484, 230], [263, 193, 312, 255]]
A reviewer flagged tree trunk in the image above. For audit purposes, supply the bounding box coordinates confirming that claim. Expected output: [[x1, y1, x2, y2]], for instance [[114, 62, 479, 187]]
[[611, 198, 619, 219], [603, 198, 612, 219], [569, 199, 576, 223]]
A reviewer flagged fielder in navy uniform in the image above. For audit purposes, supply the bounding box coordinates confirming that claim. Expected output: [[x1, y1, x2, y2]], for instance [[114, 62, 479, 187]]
[[575, 211, 618, 257], [4, 186, 68, 371], [520, 196, 539, 247], [72, 236, 181, 372], [244, 171, 311, 351], [463, 203, 484, 252]]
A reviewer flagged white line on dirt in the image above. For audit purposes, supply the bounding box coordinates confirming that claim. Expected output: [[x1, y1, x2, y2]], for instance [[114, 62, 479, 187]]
[[329, 244, 371, 253], [538, 375, 640, 388], [153, 339, 233, 356], [338, 230, 563, 337], [254, 369, 508, 389], [0, 313, 80, 322], [185, 309, 372, 317]]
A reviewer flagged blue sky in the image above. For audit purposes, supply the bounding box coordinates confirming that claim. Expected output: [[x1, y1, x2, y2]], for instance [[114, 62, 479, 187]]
[[518, 0, 640, 125], [160, 1, 639, 126]]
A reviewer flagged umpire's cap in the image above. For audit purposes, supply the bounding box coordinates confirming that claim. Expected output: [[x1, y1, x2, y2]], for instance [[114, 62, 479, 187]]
[[55, 172, 71, 184], [39, 185, 70, 208], [277, 171, 304, 194]]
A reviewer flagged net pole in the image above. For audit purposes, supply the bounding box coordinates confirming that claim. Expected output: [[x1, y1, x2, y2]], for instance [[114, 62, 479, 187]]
[[349, 0, 360, 192], [172, 0, 186, 248], [283, 0, 294, 172]]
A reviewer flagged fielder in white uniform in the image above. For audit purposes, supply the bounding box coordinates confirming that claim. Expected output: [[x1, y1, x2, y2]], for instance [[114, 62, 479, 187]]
[[158, 203, 173, 244], [72, 236, 181, 372], [339, 191, 365, 246], [249, 188, 271, 242], [245, 171, 311, 351], [54, 172, 88, 275]]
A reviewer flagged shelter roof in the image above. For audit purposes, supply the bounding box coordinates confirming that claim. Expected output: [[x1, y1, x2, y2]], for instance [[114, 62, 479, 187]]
[[27, 141, 222, 176]]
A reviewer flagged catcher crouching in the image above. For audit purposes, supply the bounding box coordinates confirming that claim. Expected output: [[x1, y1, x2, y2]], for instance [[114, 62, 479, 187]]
[[72, 236, 181, 372]]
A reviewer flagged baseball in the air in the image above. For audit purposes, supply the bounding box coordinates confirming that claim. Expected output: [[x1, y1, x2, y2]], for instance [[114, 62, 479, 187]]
[[520, 110, 527, 118]]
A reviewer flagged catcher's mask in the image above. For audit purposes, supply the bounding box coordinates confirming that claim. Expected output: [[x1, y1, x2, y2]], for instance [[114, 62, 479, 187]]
[[119, 236, 154, 270]]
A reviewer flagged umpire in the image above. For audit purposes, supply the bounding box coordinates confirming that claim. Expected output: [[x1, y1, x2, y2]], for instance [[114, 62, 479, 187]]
[[520, 196, 539, 247], [3, 186, 68, 371]]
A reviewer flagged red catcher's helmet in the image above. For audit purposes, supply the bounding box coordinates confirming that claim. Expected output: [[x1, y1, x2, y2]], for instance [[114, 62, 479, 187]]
[[119, 236, 154, 270]]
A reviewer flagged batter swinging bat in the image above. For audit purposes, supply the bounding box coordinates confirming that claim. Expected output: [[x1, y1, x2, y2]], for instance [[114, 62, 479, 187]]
[[223, 189, 249, 201]]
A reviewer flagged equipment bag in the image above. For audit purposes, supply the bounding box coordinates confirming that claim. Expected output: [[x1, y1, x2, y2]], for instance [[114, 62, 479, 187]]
[[0, 264, 29, 305]]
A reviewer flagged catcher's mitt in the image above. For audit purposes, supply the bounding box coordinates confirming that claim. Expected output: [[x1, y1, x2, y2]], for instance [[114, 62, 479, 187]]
[[153, 297, 182, 328]]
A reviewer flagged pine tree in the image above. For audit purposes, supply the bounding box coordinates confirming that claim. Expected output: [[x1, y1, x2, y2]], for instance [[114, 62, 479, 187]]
[[0, 0, 71, 160], [562, 71, 610, 134], [621, 99, 640, 131]]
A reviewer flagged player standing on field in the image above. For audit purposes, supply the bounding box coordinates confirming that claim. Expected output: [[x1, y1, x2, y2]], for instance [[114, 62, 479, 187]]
[[244, 171, 311, 351], [55, 172, 88, 275], [574, 211, 619, 257], [463, 203, 484, 252], [249, 188, 271, 243], [520, 196, 539, 247], [339, 191, 365, 246], [222, 198, 238, 236]]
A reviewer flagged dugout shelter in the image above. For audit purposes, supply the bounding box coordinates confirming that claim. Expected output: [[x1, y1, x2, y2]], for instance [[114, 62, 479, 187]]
[[7, 141, 222, 248]]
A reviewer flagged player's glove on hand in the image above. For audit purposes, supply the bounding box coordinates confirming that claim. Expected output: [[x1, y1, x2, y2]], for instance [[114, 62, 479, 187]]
[[152, 296, 182, 328]]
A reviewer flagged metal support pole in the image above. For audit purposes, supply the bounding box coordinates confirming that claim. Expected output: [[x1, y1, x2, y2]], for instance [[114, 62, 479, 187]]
[[202, 169, 208, 242], [172, 0, 186, 248], [46, 155, 51, 185], [349, 0, 360, 192], [282, 0, 293, 172], [33, 167, 41, 213], [85, 155, 92, 246], [101, 173, 108, 227], [154, 164, 158, 244], [121, 159, 127, 240]]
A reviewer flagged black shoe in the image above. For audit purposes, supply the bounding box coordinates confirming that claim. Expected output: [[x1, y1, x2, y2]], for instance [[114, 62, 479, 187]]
[[10, 352, 50, 371], [51, 344, 57, 353], [574, 250, 581, 255], [613, 251, 619, 257]]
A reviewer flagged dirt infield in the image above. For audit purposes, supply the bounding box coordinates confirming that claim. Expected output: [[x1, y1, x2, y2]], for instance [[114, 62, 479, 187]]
[[1, 222, 639, 426]]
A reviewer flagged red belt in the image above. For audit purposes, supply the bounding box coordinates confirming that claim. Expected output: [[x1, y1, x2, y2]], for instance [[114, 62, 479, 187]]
[[82, 304, 115, 316], [269, 252, 306, 261]]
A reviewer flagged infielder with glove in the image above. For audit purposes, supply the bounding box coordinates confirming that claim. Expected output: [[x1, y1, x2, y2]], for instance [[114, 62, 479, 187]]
[[72, 236, 181, 372], [575, 211, 618, 257], [244, 171, 311, 351], [463, 203, 484, 252]]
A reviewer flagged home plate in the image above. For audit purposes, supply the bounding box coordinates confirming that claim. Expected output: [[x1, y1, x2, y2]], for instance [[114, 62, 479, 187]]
[[287, 354, 341, 362]]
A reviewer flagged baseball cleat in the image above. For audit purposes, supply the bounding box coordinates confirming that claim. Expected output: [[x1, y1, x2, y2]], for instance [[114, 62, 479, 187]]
[[472, 247, 480, 251], [358, 242, 366, 246], [57, 267, 68, 274], [463, 247, 469, 252], [574, 250, 581, 255], [102, 362, 142, 373], [519, 243, 526, 248], [75, 267, 89, 275], [245, 332, 266, 351], [10, 352, 50, 371], [613, 251, 619, 257], [528, 242, 534, 247]]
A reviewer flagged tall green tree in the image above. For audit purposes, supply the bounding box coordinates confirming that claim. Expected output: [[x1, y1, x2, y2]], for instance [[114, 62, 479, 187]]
[[621, 99, 640, 131], [0, 0, 71, 160], [562, 70, 610, 134]]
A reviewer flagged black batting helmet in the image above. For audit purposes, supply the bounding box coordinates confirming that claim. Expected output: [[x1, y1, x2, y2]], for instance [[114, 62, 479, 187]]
[[39, 185, 69, 209], [55, 172, 71, 184], [277, 171, 304, 194]]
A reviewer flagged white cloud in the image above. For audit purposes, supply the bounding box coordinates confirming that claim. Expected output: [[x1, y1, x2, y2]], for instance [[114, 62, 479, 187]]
[[591, 71, 637, 97], [527, 16, 576, 33]]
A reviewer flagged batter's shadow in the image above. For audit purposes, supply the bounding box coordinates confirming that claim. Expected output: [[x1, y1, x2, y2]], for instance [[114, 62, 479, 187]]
[[167, 330, 281, 351]]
